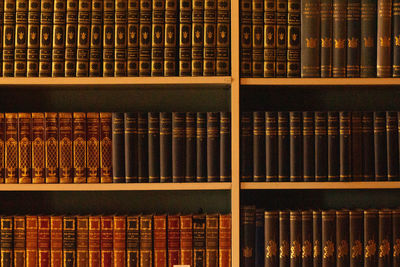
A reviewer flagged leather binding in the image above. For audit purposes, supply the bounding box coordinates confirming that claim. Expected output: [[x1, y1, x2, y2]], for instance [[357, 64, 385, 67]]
[[289, 211, 301, 266], [241, 206, 255, 266], [252, 0, 264, 77], [114, 0, 128, 76], [339, 111, 351, 182], [63, 216, 76, 267], [303, 111, 314, 181], [255, 209, 264, 267], [103, 0, 115, 76], [216, 0, 230, 75], [313, 211, 322, 267], [275, 0, 287, 77], [220, 112, 231, 182], [349, 210, 363, 267], [207, 112, 220, 182], [31, 113, 45, 184], [26, 216, 38, 267], [178, 0, 191, 76], [346, 0, 361, 77], [126, 215, 140, 267], [279, 210, 290, 267], [193, 214, 206, 267], [186, 112, 196, 182], [100, 112, 112, 183], [65, 0, 78, 76], [289, 112, 302, 181], [219, 214, 231, 267], [140, 215, 153, 267], [240, 0, 252, 76], [138, 112, 149, 183], [38, 216, 50, 267], [360, 0, 376, 77], [377, 0, 392, 77], [59, 113, 73, 183], [320, 0, 332, 77], [76, 0, 91, 77], [192, 0, 204, 76], [197, 112, 207, 182], [0, 1, 3, 76], [1, 217, 12, 267], [73, 112, 87, 183], [148, 112, 160, 183], [18, 113, 32, 184], [38, 0, 53, 76], [154, 215, 167, 266], [50, 215, 63, 267], [301, 0, 320, 77], [139, 0, 151, 76], [160, 112, 172, 182], [336, 210, 349, 267], [151, 0, 165, 76], [328, 111, 339, 181], [76, 216, 88, 267], [387, 111, 399, 180], [27, 0, 40, 76], [127, 0, 139, 76], [332, 0, 346, 77], [14, 0, 28, 76], [364, 209, 378, 267], [378, 209, 392, 266], [394, 0, 400, 77], [206, 214, 219, 267], [264, 211, 278, 267], [164, 0, 178, 76], [263, 0, 276, 77], [14, 216, 26, 267], [265, 112, 278, 182], [180, 215, 193, 265], [393, 209, 400, 266], [112, 112, 125, 183], [253, 111, 265, 182], [362, 112, 374, 180], [86, 113, 100, 183], [113, 216, 126, 266], [203, 0, 217, 76], [88, 216, 101, 267], [2, 0, 15, 76], [278, 112, 289, 181], [302, 210, 313, 267], [374, 112, 387, 181], [52, 0, 66, 77], [351, 112, 362, 181], [100, 216, 113, 267], [45, 113, 58, 183], [172, 112, 185, 183], [322, 210, 335, 267], [315, 112, 327, 181], [125, 112, 138, 183], [0, 114, 4, 183], [287, 0, 300, 77], [89, 0, 102, 76], [167, 215, 180, 266], [5, 113, 18, 183]]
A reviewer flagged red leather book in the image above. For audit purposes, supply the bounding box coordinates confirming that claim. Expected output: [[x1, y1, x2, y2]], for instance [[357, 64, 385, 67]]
[[219, 214, 231, 267], [88, 216, 101, 267], [140, 215, 153, 267], [59, 113, 73, 184], [50, 216, 63, 267], [13, 216, 25, 267], [113, 216, 126, 267], [38, 216, 50, 267], [206, 214, 219, 267], [5, 113, 18, 184], [86, 113, 100, 183], [0, 113, 5, 184], [73, 112, 87, 183], [168, 215, 180, 267], [18, 113, 32, 184], [180, 215, 193, 266], [45, 113, 59, 183], [154, 215, 167, 267], [26, 216, 38, 267], [32, 113, 45, 184], [76, 216, 89, 267], [101, 216, 113, 267], [100, 112, 112, 183]]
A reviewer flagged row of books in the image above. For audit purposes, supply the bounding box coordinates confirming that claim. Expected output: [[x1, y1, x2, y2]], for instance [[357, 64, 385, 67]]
[[241, 205, 400, 267], [0, 213, 231, 267], [241, 111, 399, 182], [0, 0, 230, 77]]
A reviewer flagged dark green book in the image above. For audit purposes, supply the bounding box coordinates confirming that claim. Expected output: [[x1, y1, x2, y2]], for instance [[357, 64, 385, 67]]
[[301, 0, 320, 77], [320, 0, 332, 77], [346, 0, 361, 77], [360, 0, 376, 77], [332, 0, 347, 77]]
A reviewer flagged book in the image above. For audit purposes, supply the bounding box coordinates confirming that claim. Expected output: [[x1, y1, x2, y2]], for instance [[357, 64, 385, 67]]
[[164, 0, 178, 76], [0, 114, 4, 183], [151, 0, 164, 76], [0, 0, 4, 77], [139, 0, 151, 76], [278, 112, 289, 181], [50, 216, 63, 267], [89, 0, 102, 76], [173, 112, 185, 183], [192, 0, 204, 76], [138, 113, 149, 182], [101, 216, 113, 267], [27, 0, 40, 76], [26, 216, 38, 267], [180, 215, 193, 266], [303, 111, 314, 181], [127, 0, 139, 76], [32, 113, 45, 184], [206, 214, 219, 267], [114, 0, 128, 76], [126, 215, 140, 267], [332, 0, 347, 78], [289, 112, 302, 181], [178, 0, 191, 76], [336, 210, 349, 267], [322, 210, 335, 267], [87, 113, 100, 183], [315, 112, 327, 181], [339, 111, 351, 181], [59, 113, 73, 183], [240, 0, 252, 77], [125, 112, 138, 183], [65, 0, 78, 77], [387, 112, 399, 180], [103, 0, 115, 76], [76, 0, 91, 77], [220, 112, 231, 182], [139, 215, 153, 267], [88, 216, 101, 267], [313, 211, 322, 267], [76, 216, 89, 267], [197, 112, 207, 182], [378, 209, 392, 266], [302, 210, 313, 267], [351, 112, 362, 181], [279, 210, 290, 267], [364, 209, 378, 267], [160, 112, 172, 182], [63, 216, 76, 267], [328, 112, 339, 181], [15, 0, 28, 76], [394, 0, 400, 77], [14, 216, 25, 267], [3, 0, 15, 76], [113, 216, 126, 266], [193, 214, 206, 267], [219, 214, 231, 267], [349, 210, 363, 267], [100, 112, 112, 183], [377, 0, 392, 77], [320, 0, 333, 77], [207, 112, 220, 182], [112, 112, 125, 183], [290, 211, 301, 266], [393, 209, 400, 266], [38, 216, 50, 267], [38, 0, 53, 77], [301, 0, 320, 77], [240, 112, 252, 182], [362, 112, 374, 180], [264, 211, 278, 267], [286, 0, 300, 77], [360, 0, 376, 77], [186, 112, 196, 182], [275, 0, 287, 77], [265, 112, 278, 182], [167, 215, 180, 266], [204, 0, 217, 76], [1, 217, 13, 267], [18, 113, 32, 184], [346, 0, 361, 77], [252, 0, 264, 77], [241, 206, 255, 267], [73, 112, 87, 183], [154, 215, 167, 266], [374, 112, 387, 181], [253, 111, 265, 181], [148, 112, 160, 183], [263, 0, 276, 77], [216, 0, 230, 75]]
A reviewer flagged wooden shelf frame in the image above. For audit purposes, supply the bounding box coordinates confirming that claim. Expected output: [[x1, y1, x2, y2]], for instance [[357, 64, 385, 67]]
[[241, 78, 400, 86], [241, 182, 400, 190]]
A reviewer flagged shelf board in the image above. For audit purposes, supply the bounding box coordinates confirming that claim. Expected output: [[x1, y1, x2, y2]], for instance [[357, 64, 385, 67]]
[[240, 78, 400, 86], [241, 182, 400, 190]]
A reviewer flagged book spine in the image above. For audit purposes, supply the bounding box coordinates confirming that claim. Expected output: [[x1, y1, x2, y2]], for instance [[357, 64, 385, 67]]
[[164, 0, 178, 76], [278, 111, 289, 181], [253, 111, 265, 182], [86, 113, 100, 183], [349, 210, 363, 267], [186, 112, 196, 182], [154, 215, 167, 267], [138, 113, 149, 182], [52, 0, 66, 77], [26, 216, 38, 267], [65, 0, 78, 76], [351, 112, 362, 181], [252, 0, 264, 77], [377, 0, 392, 77], [263, 0, 276, 77], [339, 111, 351, 182], [1, 217, 12, 267], [290, 111, 302, 181], [101, 216, 113, 267], [279, 211, 290, 267], [14, 216, 25, 267], [114, 0, 128, 76], [363, 112, 374, 180], [387, 112, 399, 180], [303, 111, 314, 182], [313, 211, 322, 267], [160, 112, 172, 182], [18, 113, 32, 184], [394, 0, 400, 77], [113, 216, 126, 267], [88, 216, 101, 267], [89, 0, 102, 76], [220, 112, 231, 182], [38, 0, 53, 77], [127, 0, 139, 76], [151, 0, 164, 76], [332, 0, 347, 77], [38, 216, 50, 267], [320, 0, 332, 77], [378, 210, 392, 266], [14, 0, 28, 76], [346, 0, 361, 77], [139, 215, 153, 267], [289, 211, 301, 266], [374, 112, 387, 181], [44, 113, 58, 183], [2, 0, 15, 76], [287, 0, 300, 77], [63, 216, 76, 267], [315, 112, 327, 181], [73, 112, 86, 183], [219, 214, 231, 267], [103, 0, 115, 76], [112, 112, 125, 183], [240, 112, 252, 181], [192, 0, 204, 76], [206, 214, 219, 267], [32, 113, 45, 183], [322, 210, 335, 267], [0, 0, 3, 76], [240, 0, 252, 76], [148, 112, 160, 183], [301, 0, 320, 77], [393, 210, 400, 266], [216, 0, 230, 75], [179, 0, 191, 76], [180, 215, 193, 265], [126, 216, 140, 267], [59, 112, 73, 183], [76, 216, 88, 267], [76, 0, 91, 77], [364, 209, 378, 267], [302, 211, 313, 267], [50, 216, 62, 267], [100, 112, 112, 183], [27, 0, 40, 76], [336, 210, 349, 267], [265, 112, 278, 182], [5, 113, 18, 183], [360, 0, 376, 77], [167, 215, 180, 266], [172, 112, 185, 183], [207, 112, 220, 182], [328, 111, 339, 181], [0, 114, 4, 183], [193, 214, 206, 267], [264, 211, 278, 267], [139, 0, 151, 76], [275, 0, 287, 77], [204, 0, 217, 76], [125, 112, 138, 183]]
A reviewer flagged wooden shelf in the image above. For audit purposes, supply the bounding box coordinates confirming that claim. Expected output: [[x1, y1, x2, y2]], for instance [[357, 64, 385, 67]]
[[240, 78, 400, 86], [241, 182, 400, 190]]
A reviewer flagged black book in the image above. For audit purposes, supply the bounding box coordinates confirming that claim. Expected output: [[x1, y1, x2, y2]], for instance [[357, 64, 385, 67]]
[[279, 211, 290, 267], [265, 112, 278, 182], [377, 0, 392, 77], [203, 0, 217, 75], [114, 0, 128, 76], [374, 112, 387, 181], [27, 0, 40, 77], [328, 112, 339, 181], [192, 0, 204, 76], [339, 111, 351, 182], [89, 0, 102, 77], [290, 111, 302, 181], [216, 0, 230, 75], [320, 0, 332, 77], [193, 214, 206, 267], [172, 112, 186, 183], [386, 111, 399, 180], [65, 0, 78, 77], [151, 0, 164, 76], [362, 112, 374, 180], [112, 113, 125, 183], [364, 209, 378, 267], [76, 0, 91, 77], [240, 0, 252, 77], [378, 209, 392, 266], [349, 210, 363, 267], [241, 112, 252, 181], [197, 112, 208, 182], [322, 210, 335, 267], [360, 0, 376, 77], [52, 0, 67, 77], [207, 112, 220, 182], [63, 216, 76, 267], [346, 0, 361, 77], [351, 112, 362, 181], [3, 0, 15, 76], [164, 0, 178, 76], [313, 211, 322, 267], [220, 112, 231, 182], [303, 111, 314, 182], [255, 209, 264, 267], [14, 0, 28, 77], [148, 112, 160, 183], [315, 112, 327, 181], [160, 112, 172, 182], [241, 206, 255, 267], [125, 112, 138, 183], [393, 209, 400, 266], [264, 211, 278, 267], [138, 112, 149, 182], [302, 211, 313, 267], [301, 0, 320, 77], [253, 111, 265, 182], [336, 210, 349, 267], [278, 112, 289, 181], [186, 112, 197, 182]]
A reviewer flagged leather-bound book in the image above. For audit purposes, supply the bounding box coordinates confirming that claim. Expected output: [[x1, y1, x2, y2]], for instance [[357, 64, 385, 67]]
[[275, 0, 287, 77], [164, 0, 178, 76], [346, 0, 360, 77], [113, 216, 126, 266], [14, 0, 28, 77], [101, 216, 113, 267], [73, 112, 87, 183], [315, 112, 327, 182], [148, 112, 160, 183], [138, 0, 151, 76], [290, 112, 302, 182], [394, 0, 400, 77], [27, 0, 40, 76], [332, 0, 346, 78], [377, 0, 392, 77], [351, 112, 362, 181], [1, 217, 12, 267], [264, 0, 276, 77], [360, 0, 376, 77], [168, 215, 180, 266], [321, 0, 332, 77], [301, 0, 320, 77], [287, 0, 301, 77], [313, 211, 322, 267], [114, 0, 128, 77], [26, 216, 38, 267], [206, 214, 219, 267], [38, 216, 50, 267], [219, 214, 231, 267], [255, 209, 264, 267], [50, 216, 62, 267], [186, 112, 196, 182], [100, 113, 112, 183], [151, 0, 165, 76], [76, 0, 91, 77], [140, 215, 153, 267], [103, 0, 115, 76], [87, 113, 100, 183], [364, 209, 378, 267], [38, 0, 53, 77], [127, 0, 139, 76], [2, 0, 15, 76], [180, 215, 193, 266], [349, 210, 363, 267], [192, 0, 204, 76], [5, 113, 18, 184], [193, 214, 206, 267], [242, 206, 255, 267], [302, 210, 313, 267], [204, 0, 217, 76], [32, 113, 45, 184], [378, 209, 392, 266], [0, 1, 3, 76], [112, 112, 125, 183], [126, 215, 140, 267], [322, 210, 335, 267], [393, 209, 400, 266], [339, 111, 351, 182], [328, 112, 339, 181], [252, 0, 264, 77], [88, 216, 101, 267], [374, 112, 387, 181], [160, 112, 172, 182], [303, 112, 314, 182], [14, 216, 25, 267], [89, 0, 102, 76], [207, 112, 220, 182], [362, 112, 374, 180], [59, 113, 73, 183], [265, 112, 278, 182], [65, 0, 78, 76], [76, 216, 88, 267], [336, 210, 349, 267], [138, 113, 149, 182], [154, 215, 167, 267], [125, 112, 138, 183], [253, 111, 265, 182], [220, 112, 231, 182], [18, 113, 32, 184], [240, 112, 252, 181], [240, 0, 252, 77], [63, 216, 76, 267], [290, 211, 301, 267], [173, 112, 186, 183], [216, 0, 230, 75], [279, 210, 290, 267], [278, 112, 289, 181], [178, 0, 191, 76], [387, 112, 399, 180], [264, 211, 278, 267], [0, 114, 5, 183]]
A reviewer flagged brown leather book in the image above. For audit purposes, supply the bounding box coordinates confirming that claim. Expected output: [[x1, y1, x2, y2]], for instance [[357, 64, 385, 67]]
[[374, 112, 387, 181], [289, 112, 302, 181], [164, 0, 178, 76], [322, 210, 335, 267], [38, 216, 50, 267], [303, 111, 315, 182], [219, 214, 231, 267], [287, 0, 301, 77], [76, 216, 89, 267], [76, 0, 91, 76], [264, 211, 278, 267], [89, 0, 103, 76], [52, 0, 66, 77], [65, 0, 78, 76], [180, 215, 193, 266], [18, 113, 32, 184], [140, 215, 153, 267], [191, 0, 203, 76], [193, 214, 206, 267], [313, 211, 322, 267], [349, 210, 363, 267], [63, 216, 76, 267], [101, 216, 113, 267], [14, 216, 25, 267], [253, 111, 265, 182], [154, 215, 167, 267], [5, 113, 18, 184], [113, 216, 126, 267], [114, 0, 128, 76], [127, 0, 139, 76], [73, 112, 87, 183], [1, 216, 13, 267], [38, 0, 53, 77], [59, 113, 73, 183], [290, 211, 301, 266], [206, 214, 219, 267], [178, 0, 191, 76], [378, 209, 392, 266], [362, 112, 374, 180], [216, 0, 230, 75], [50, 216, 63, 267], [27, 0, 40, 76], [279, 210, 289, 267], [0, 114, 5, 183], [240, 112, 252, 181], [87, 112, 100, 183], [2, 0, 15, 76], [45, 113, 58, 183], [364, 209, 378, 267], [138, 0, 151, 76], [167, 215, 180, 266], [26, 216, 38, 267], [336, 210, 349, 267], [265, 112, 278, 182], [302, 210, 313, 267], [32, 113, 45, 184], [14, 0, 28, 77], [315, 112, 327, 182], [377, 0, 392, 77], [386, 111, 399, 180], [100, 112, 112, 183], [103, 0, 115, 76], [203, 0, 217, 76], [252, 0, 264, 77], [393, 209, 400, 266], [88, 216, 101, 267], [151, 0, 165, 76]]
